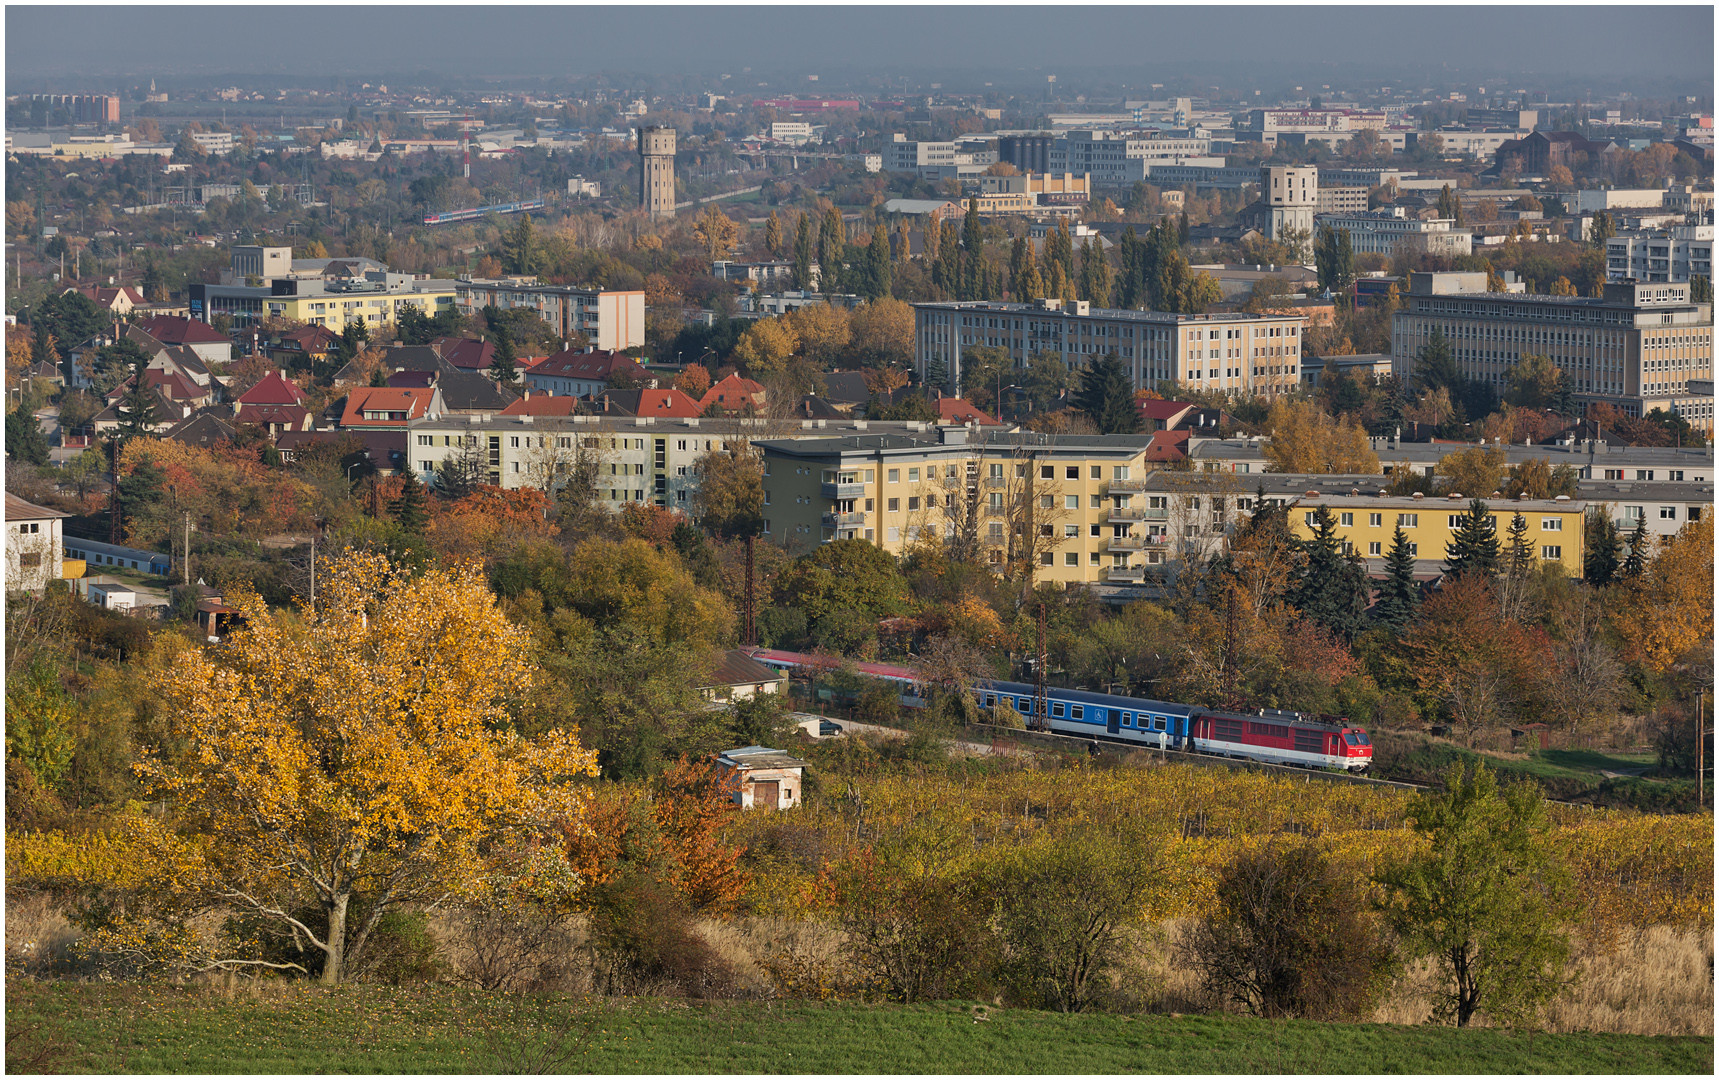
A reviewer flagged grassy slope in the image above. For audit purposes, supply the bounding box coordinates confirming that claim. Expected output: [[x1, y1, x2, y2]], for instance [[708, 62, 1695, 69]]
[[6, 982, 1711, 1075], [1373, 734, 1698, 812]]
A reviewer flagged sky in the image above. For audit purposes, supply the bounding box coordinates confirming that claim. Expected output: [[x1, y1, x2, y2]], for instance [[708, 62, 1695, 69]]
[[6, 5, 1714, 92]]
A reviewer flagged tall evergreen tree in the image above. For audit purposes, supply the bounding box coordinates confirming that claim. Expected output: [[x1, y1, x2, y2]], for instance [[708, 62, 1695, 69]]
[[1073, 353, 1139, 435], [392, 466, 430, 533], [818, 207, 846, 293], [6, 407, 50, 465], [1443, 499, 1501, 580], [116, 353, 158, 439], [1374, 526, 1420, 631], [501, 213, 538, 275], [1293, 505, 1370, 641], [1079, 237, 1113, 306], [1177, 211, 1190, 245], [488, 328, 518, 384], [792, 212, 816, 293], [1503, 511, 1535, 581], [1415, 327, 1461, 392], [1582, 508, 1621, 586], [961, 199, 983, 301], [1621, 518, 1651, 579]]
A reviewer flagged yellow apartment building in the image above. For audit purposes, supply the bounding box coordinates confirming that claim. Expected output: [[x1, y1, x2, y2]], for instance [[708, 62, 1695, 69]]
[[1285, 490, 1589, 578], [757, 428, 1175, 586]]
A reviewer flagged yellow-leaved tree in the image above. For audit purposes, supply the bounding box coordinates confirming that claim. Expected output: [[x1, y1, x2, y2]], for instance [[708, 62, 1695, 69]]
[[1262, 399, 1381, 474], [1614, 517, 1714, 674], [138, 552, 599, 983]]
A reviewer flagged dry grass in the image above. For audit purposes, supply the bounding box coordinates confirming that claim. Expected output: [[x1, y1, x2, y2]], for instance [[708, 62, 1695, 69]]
[[2, 894, 81, 977]]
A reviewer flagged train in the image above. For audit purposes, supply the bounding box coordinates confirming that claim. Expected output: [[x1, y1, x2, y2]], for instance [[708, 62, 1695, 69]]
[[421, 197, 546, 226], [746, 648, 1374, 772]]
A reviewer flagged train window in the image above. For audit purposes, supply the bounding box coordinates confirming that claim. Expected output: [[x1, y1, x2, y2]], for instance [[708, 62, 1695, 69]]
[[1121, 712, 1132, 726], [1052, 703, 1066, 718], [983, 694, 995, 707], [1070, 705, 1084, 720], [1018, 697, 1032, 712], [1152, 717, 1164, 731], [1214, 718, 1244, 740]]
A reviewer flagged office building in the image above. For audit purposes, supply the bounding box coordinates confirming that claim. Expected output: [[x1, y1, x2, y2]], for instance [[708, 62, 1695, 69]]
[[1045, 131, 1214, 186], [913, 297, 1304, 398], [27, 93, 120, 125], [883, 133, 997, 179], [1391, 275, 1715, 433], [1315, 186, 1370, 214], [454, 280, 646, 352], [1606, 225, 1714, 283]]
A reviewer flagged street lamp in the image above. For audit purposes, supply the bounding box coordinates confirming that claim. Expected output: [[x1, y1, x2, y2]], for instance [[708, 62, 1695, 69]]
[[347, 462, 363, 484]]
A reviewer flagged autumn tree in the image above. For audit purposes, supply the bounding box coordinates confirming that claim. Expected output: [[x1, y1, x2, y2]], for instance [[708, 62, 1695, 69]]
[[792, 212, 816, 291], [732, 318, 799, 381], [693, 205, 740, 260], [138, 554, 600, 983], [1401, 576, 1544, 744], [764, 210, 784, 258], [1435, 445, 1508, 498], [1375, 763, 1572, 1028], [673, 364, 712, 399], [1262, 399, 1381, 474], [846, 297, 915, 370], [1613, 518, 1713, 674], [691, 440, 765, 539]]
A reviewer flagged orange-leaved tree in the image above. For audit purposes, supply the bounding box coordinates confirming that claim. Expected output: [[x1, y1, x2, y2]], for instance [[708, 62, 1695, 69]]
[[138, 552, 599, 983]]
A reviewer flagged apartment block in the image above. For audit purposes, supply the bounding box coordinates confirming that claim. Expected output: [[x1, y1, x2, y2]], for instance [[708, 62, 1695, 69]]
[[1045, 131, 1214, 185], [1606, 225, 1713, 283], [1315, 186, 1370, 214], [454, 279, 645, 352], [190, 275, 459, 330], [1286, 491, 1588, 578], [756, 428, 1175, 583], [1391, 276, 1715, 433], [913, 298, 1304, 398]]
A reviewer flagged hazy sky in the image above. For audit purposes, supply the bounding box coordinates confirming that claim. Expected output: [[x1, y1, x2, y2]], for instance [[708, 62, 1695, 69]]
[[7, 5, 1714, 91]]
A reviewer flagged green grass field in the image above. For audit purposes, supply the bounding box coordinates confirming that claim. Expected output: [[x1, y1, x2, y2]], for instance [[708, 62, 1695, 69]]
[[6, 981, 1710, 1074]]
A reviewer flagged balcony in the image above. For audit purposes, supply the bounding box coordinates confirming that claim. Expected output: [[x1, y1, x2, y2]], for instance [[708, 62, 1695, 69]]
[[1107, 506, 1147, 523], [820, 482, 866, 499], [1107, 478, 1146, 493], [1106, 565, 1147, 582], [984, 476, 1007, 490], [822, 511, 867, 527], [1107, 536, 1146, 552]]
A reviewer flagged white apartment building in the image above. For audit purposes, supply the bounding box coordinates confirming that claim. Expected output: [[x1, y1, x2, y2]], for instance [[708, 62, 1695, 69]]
[[884, 134, 996, 179], [1145, 164, 1265, 190], [1315, 208, 1473, 257], [1391, 276, 1715, 433], [1316, 186, 1371, 214], [454, 280, 645, 352], [913, 297, 1304, 398], [189, 131, 236, 155], [1606, 225, 1713, 283]]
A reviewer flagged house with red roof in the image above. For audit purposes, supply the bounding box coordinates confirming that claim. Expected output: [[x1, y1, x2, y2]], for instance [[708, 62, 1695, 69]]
[[524, 349, 651, 398], [131, 315, 232, 365], [430, 336, 496, 372], [104, 368, 212, 410], [1142, 429, 1190, 464], [699, 373, 768, 415], [269, 325, 339, 365], [65, 284, 147, 317], [235, 369, 308, 409], [339, 386, 444, 429], [236, 403, 313, 436], [935, 397, 1001, 426], [1136, 398, 1198, 432]]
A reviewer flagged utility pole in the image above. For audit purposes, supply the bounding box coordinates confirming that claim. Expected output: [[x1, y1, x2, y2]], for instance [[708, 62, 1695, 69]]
[[309, 533, 316, 609], [743, 533, 756, 647], [1034, 601, 1048, 733], [183, 510, 191, 588], [1699, 690, 1706, 810]]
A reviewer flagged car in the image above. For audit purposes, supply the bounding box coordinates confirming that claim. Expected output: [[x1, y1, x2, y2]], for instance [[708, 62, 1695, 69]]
[[818, 720, 844, 737]]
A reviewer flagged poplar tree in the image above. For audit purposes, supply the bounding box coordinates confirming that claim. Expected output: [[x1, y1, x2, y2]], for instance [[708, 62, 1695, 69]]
[[819, 207, 846, 292], [863, 223, 892, 301], [1009, 237, 1030, 300], [792, 212, 815, 292], [764, 210, 784, 259], [962, 199, 983, 301], [1116, 226, 1141, 308]]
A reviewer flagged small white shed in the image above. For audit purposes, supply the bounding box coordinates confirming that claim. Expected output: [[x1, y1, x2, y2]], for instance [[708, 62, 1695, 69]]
[[715, 746, 809, 811]]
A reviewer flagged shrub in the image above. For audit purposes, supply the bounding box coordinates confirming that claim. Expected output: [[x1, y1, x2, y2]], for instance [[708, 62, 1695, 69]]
[[353, 910, 444, 985], [583, 871, 742, 998], [1178, 843, 1395, 1020]]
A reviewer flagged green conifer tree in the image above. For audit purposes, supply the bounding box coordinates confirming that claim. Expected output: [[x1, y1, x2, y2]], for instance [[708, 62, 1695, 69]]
[[392, 466, 431, 533], [1621, 517, 1651, 579], [1443, 499, 1501, 580], [1582, 508, 1621, 586], [1294, 505, 1371, 641], [1374, 526, 1420, 631]]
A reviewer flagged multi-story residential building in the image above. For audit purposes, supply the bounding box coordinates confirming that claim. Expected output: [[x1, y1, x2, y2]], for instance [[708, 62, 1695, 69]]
[[1391, 275, 1715, 432], [1606, 225, 1713, 283], [756, 428, 1179, 581], [1144, 163, 1265, 190], [453, 279, 645, 352], [1463, 108, 1539, 130], [403, 413, 959, 511], [883, 133, 996, 179], [1189, 433, 1716, 480], [189, 131, 235, 155], [1285, 490, 1589, 578], [191, 274, 459, 331], [913, 297, 1305, 398], [1579, 477, 1711, 541], [1314, 208, 1473, 257], [27, 93, 120, 125], [1318, 166, 1413, 189]]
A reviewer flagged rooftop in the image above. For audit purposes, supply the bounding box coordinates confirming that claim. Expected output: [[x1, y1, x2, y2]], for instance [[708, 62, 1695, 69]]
[[912, 299, 1304, 324]]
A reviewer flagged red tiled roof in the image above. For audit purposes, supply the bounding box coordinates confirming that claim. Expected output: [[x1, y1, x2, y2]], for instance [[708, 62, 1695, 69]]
[[1143, 429, 1191, 462], [132, 315, 229, 345], [699, 373, 767, 411], [279, 325, 339, 350], [236, 404, 310, 429], [340, 387, 436, 428], [529, 348, 645, 381], [1137, 398, 1197, 422], [385, 370, 438, 388], [602, 388, 705, 418], [431, 337, 495, 371], [107, 369, 204, 403], [237, 370, 308, 407], [936, 398, 999, 426], [71, 285, 146, 309], [500, 394, 582, 417]]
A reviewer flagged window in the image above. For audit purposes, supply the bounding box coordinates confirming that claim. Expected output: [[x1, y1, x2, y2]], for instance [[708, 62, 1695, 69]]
[[1541, 545, 1562, 560], [1071, 705, 1085, 720], [886, 497, 899, 512], [1089, 551, 1101, 564], [1448, 514, 1467, 529], [1623, 506, 1643, 521], [1040, 465, 1055, 479], [1016, 464, 1028, 478], [1065, 495, 1079, 510], [1304, 512, 1317, 526], [887, 527, 901, 542], [1040, 552, 1054, 565], [1113, 466, 1130, 480], [417, 435, 432, 446], [1670, 470, 1684, 482], [908, 467, 920, 482], [1040, 495, 1054, 509], [1339, 512, 1353, 527], [1368, 542, 1382, 556], [887, 469, 899, 483], [1064, 552, 1079, 566], [1368, 513, 1382, 527], [989, 464, 1004, 479], [1407, 542, 1418, 556], [1660, 506, 1677, 519], [1066, 466, 1080, 480], [1398, 513, 1418, 527], [1052, 702, 1066, 718], [1541, 518, 1562, 531], [1064, 524, 1079, 537], [907, 496, 920, 511]]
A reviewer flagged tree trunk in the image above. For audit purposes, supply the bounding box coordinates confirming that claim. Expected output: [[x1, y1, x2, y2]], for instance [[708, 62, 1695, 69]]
[[322, 891, 349, 985]]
